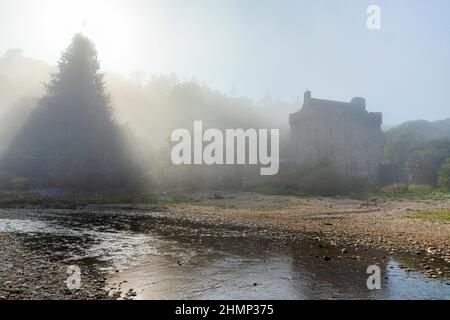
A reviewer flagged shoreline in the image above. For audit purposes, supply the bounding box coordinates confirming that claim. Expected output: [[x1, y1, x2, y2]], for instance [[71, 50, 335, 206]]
[[0, 191, 449, 299]]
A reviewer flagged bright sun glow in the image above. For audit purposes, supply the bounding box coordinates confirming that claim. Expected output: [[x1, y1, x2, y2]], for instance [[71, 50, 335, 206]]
[[32, 0, 158, 74]]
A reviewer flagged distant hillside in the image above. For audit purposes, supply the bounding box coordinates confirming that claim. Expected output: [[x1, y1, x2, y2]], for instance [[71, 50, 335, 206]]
[[390, 119, 450, 139]]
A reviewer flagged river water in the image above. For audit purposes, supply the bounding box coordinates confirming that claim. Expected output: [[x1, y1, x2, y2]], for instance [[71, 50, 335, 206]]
[[0, 209, 449, 299]]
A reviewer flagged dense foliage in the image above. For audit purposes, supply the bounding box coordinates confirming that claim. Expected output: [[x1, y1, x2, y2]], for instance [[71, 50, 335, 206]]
[[384, 120, 450, 186], [404, 139, 450, 185], [437, 158, 450, 191]]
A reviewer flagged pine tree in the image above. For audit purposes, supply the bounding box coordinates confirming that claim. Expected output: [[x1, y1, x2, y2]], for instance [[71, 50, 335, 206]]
[[4, 34, 142, 190]]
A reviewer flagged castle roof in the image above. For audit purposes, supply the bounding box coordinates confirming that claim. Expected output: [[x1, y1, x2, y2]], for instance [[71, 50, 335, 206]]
[[289, 91, 381, 126]]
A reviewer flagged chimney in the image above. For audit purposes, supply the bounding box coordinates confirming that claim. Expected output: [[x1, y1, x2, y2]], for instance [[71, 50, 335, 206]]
[[350, 97, 366, 112], [304, 90, 311, 103]]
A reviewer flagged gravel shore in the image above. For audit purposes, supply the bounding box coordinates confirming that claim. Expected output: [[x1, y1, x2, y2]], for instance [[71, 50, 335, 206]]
[[0, 191, 449, 299], [128, 192, 450, 278], [0, 234, 111, 300]]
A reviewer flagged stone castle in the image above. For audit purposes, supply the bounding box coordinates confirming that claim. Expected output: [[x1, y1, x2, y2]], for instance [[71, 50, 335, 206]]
[[289, 91, 384, 182]]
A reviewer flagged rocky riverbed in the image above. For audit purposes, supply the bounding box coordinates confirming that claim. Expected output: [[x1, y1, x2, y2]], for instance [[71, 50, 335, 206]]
[[0, 233, 111, 299], [149, 191, 450, 279], [0, 192, 449, 300]]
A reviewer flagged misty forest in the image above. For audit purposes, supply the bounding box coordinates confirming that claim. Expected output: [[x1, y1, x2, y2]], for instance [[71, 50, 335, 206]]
[[1, 34, 449, 199]]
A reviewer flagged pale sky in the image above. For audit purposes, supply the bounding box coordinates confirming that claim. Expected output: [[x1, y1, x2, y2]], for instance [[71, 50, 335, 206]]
[[0, 0, 449, 125]]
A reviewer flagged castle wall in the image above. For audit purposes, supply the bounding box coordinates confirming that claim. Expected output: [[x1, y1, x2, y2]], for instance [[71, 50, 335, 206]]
[[289, 92, 384, 182]]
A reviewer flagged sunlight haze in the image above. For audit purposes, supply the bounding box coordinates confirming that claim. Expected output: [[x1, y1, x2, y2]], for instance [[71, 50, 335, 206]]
[[1, 0, 449, 124]]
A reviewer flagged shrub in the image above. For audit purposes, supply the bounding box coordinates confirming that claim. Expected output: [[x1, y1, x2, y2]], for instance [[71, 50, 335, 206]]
[[407, 184, 434, 193], [10, 176, 30, 190], [405, 138, 450, 185], [297, 159, 342, 196], [437, 158, 450, 191], [380, 183, 409, 195]]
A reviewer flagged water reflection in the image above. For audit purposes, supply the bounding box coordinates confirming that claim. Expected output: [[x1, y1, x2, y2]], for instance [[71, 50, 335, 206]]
[[0, 209, 449, 299]]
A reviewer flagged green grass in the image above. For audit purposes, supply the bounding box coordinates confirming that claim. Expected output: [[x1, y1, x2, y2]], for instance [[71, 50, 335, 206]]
[[0, 191, 196, 208], [165, 195, 196, 204], [243, 185, 311, 198], [408, 209, 450, 221], [376, 183, 450, 201], [244, 183, 450, 201], [247, 183, 450, 201]]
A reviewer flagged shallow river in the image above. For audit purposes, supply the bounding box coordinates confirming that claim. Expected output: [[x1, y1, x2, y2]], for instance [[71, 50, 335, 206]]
[[0, 209, 449, 299]]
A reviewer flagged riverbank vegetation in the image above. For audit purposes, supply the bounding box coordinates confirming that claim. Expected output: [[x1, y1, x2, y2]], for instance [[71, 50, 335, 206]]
[[0, 190, 200, 208], [408, 209, 450, 221]]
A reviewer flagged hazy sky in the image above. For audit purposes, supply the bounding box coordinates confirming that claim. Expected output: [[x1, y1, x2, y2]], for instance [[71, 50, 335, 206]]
[[0, 0, 449, 124]]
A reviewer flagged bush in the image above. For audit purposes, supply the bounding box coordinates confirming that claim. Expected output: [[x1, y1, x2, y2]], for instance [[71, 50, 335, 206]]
[[408, 184, 434, 193], [380, 183, 433, 195], [384, 127, 419, 165], [10, 176, 30, 190], [297, 159, 342, 196], [380, 183, 409, 195], [405, 138, 450, 185], [437, 158, 450, 191], [378, 183, 450, 200]]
